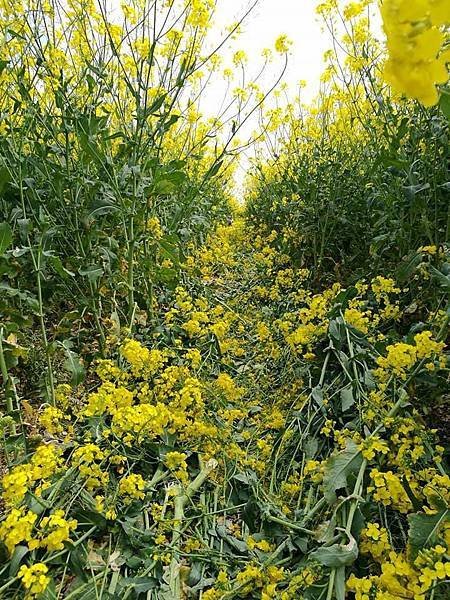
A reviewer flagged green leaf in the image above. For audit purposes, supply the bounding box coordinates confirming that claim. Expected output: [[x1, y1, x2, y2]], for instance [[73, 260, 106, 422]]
[[403, 182, 430, 201], [153, 171, 186, 195], [328, 318, 345, 343], [429, 265, 450, 292], [48, 255, 75, 279], [206, 159, 224, 179], [215, 524, 249, 553], [408, 509, 450, 559], [9, 545, 28, 576], [68, 547, 88, 582], [0, 222, 12, 255], [78, 265, 103, 282], [159, 113, 181, 133], [154, 179, 177, 194], [304, 437, 318, 459], [71, 509, 107, 529], [310, 534, 358, 567], [312, 386, 324, 406], [120, 577, 157, 594], [62, 341, 85, 386], [395, 251, 423, 283], [158, 238, 179, 267], [439, 92, 450, 121], [0, 166, 11, 194], [322, 440, 363, 504], [148, 93, 167, 114], [340, 386, 354, 412]]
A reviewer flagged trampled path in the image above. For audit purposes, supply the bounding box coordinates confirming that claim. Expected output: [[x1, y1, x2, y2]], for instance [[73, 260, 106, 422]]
[[0, 218, 449, 599]]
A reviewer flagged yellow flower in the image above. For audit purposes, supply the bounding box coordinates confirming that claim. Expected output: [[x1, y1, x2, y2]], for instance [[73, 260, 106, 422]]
[[0, 508, 37, 554], [344, 308, 370, 333], [380, 0, 450, 106], [274, 35, 292, 54], [18, 563, 50, 598], [120, 339, 167, 378], [39, 405, 67, 435], [29, 509, 77, 551], [118, 473, 146, 504]]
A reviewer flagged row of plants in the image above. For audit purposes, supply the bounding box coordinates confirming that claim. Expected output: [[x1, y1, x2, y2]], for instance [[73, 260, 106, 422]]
[[0, 0, 449, 599], [246, 1, 450, 284], [1, 217, 448, 599], [0, 0, 285, 405]]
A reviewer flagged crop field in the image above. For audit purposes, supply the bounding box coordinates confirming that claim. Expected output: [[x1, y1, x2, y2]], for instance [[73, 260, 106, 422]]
[[0, 1, 449, 599]]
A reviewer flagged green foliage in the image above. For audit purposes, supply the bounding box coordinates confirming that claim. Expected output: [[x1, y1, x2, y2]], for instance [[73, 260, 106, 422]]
[[322, 440, 363, 504], [0, 1, 449, 599], [247, 104, 450, 286], [408, 510, 450, 558]]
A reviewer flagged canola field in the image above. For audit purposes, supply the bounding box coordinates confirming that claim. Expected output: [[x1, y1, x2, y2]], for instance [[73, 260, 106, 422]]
[[0, 1, 449, 599]]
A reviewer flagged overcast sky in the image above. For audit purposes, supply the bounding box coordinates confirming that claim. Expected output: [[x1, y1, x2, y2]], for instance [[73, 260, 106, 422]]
[[204, 0, 330, 112], [211, 0, 328, 101], [199, 0, 331, 193]]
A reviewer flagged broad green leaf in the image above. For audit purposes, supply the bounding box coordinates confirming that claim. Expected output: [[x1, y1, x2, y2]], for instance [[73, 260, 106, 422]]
[[328, 318, 345, 343], [79, 265, 103, 282], [62, 341, 85, 387], [439, 92, 450, 121], [0, 222, 12, 255], [340, 386, 354, 411], [154, 179, 177, 194], [304, 436, 319, 459], [310, 534, 358, 567], [322, 440, 363, 504], [9, 545, 28, 576], [408, 510, 450, 558]]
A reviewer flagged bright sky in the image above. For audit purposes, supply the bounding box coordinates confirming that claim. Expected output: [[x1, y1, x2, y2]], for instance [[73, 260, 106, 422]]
[[211, 0, 329, 102], [200, 0, 331, 194]]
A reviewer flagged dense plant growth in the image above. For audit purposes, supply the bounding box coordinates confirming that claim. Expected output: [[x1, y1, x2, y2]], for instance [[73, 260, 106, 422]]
[[0, 1, 449, 600]]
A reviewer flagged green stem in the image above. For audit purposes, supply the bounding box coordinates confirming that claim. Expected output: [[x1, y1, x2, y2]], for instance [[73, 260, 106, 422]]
[[36, 256, 55, 405], [169, 459, 218, 599], [89, 281, 106, 353], [265, 514, 315, 535], [0, 327, 15, 424], [326, 567, 336, 600], [345, 459, 367, 535]]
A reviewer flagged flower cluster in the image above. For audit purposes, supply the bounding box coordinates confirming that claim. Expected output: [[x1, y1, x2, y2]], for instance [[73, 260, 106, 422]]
[[374, 330, 445, 382], [118, 474, 146, 504], [29, 510, 77, 551], [18, 563, 50, 599], [1, 444, 62, 507], [381, 0, 450, 105]]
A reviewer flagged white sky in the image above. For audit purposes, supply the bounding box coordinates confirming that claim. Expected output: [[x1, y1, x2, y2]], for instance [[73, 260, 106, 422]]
[[211, 0, 329, 102], [200, 0, 331, 194]]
